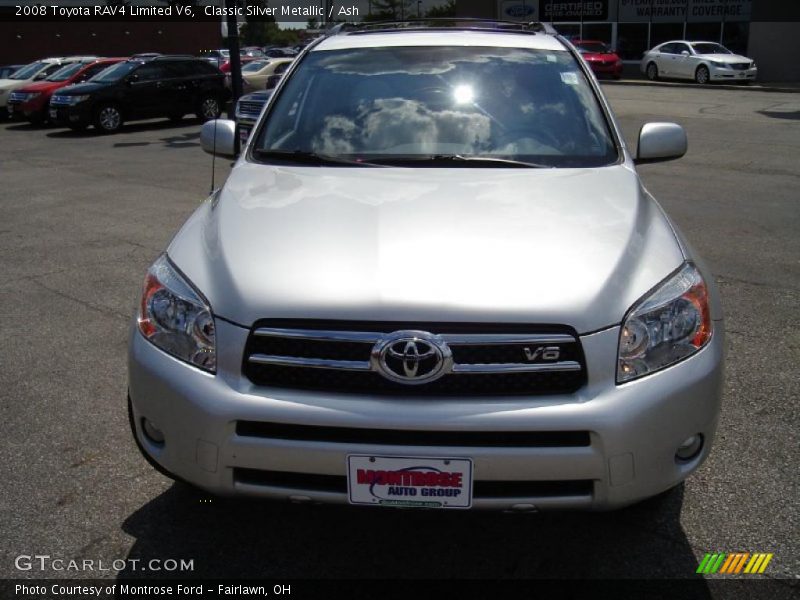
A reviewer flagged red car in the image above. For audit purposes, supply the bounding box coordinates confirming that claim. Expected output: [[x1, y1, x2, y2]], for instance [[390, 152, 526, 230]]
[[7, 57, 126, 124], [573, 40, 623, 79], [219, 56, 257, 73]]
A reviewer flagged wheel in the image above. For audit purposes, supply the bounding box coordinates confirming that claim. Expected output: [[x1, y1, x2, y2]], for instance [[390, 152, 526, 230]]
[[93, 104, 123, 134], [197, 95, 221, 121], [168, 113, 184, 123], [646, 62, 659, 81], [695, 65, 710, 85]]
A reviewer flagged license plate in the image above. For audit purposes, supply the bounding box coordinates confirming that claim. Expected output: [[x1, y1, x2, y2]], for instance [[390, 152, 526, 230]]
[[347, 455, 473, 509], [239, 126, 250, 145], [49, 108, 57, 119]]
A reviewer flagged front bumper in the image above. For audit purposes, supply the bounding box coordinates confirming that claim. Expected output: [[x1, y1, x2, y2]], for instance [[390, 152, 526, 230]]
[[49, 102, 92, 127], [128, 319, 724, 511], [710, 66, 757, 81], [587, 61, 623, 77]]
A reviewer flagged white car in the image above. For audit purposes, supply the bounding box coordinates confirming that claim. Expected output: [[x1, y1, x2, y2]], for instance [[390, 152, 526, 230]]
[[641, 41, 757, 84]]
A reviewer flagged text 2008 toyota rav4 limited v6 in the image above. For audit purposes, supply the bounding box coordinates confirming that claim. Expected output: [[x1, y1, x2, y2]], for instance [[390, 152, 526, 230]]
[[128, 21, 724, 511]]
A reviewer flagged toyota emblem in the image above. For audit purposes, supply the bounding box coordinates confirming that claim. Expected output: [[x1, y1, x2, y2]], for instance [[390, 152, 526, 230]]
[[371, 331, 452, 385]]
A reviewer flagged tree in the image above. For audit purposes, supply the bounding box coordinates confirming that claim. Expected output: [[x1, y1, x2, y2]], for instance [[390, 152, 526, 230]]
[[368, 0, 415, 20], [426, 0, 456, 18]]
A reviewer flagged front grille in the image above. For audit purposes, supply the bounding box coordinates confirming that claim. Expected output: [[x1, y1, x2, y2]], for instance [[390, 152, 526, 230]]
[[234, 468, 594, 499], [237, 100, 265, 117], [50, 95, 71, 106], [242, 320, 587, 396], [236, 421, 591, 448], [730, 62, 751, 71], [8, 92, 28, 103]]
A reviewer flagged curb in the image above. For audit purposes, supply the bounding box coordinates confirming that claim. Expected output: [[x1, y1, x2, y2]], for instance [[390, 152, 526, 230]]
[[600, 78, 800, 94]]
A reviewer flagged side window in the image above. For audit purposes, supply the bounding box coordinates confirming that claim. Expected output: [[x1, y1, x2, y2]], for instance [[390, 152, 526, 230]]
[[167, 61, 198, 77], [78, 63, 110, 81], [675, 43, 691, 55], [659, 44, 675, 55], [37, 63, 64, 79], [135, 64, 170, 82]]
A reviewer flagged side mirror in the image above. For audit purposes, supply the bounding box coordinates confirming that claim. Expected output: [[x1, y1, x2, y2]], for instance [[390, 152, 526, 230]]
[[201, 119, 237, 158], [681, 50, 690, 57], [635, 122, 687, 164]]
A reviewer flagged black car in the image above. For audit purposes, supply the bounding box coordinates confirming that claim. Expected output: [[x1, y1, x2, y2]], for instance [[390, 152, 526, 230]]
[[49, 55, 228, 133]]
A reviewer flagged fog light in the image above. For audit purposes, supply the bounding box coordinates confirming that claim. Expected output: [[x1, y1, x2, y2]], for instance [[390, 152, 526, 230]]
[[142, 418, 165, 444], [676, 434, 703, 461]]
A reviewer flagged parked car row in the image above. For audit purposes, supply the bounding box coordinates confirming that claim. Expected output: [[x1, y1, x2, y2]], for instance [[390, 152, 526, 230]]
[[2, 54, 229, 133]]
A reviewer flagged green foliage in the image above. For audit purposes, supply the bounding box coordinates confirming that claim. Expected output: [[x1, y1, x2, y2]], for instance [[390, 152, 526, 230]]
[[426, 0, 456, 18], [239, 20, 301, 47]]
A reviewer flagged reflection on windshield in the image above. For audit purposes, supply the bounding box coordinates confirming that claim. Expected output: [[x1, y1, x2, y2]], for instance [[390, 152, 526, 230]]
[[10, 62, 45, 80], [90, 62, 136, 82], [47, 63, 83, 82], [256, 46, 617, 168]]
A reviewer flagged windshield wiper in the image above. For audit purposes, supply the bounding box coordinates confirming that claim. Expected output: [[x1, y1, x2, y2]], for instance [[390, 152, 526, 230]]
[[252, 149, 382, 167], [369, 154, 552, 168]]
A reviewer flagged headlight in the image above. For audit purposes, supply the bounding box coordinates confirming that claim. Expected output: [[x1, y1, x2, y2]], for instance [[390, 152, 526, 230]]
[[751, 61, 757, 69], [617, 263, 712, 383], [137, 255, 216, 372], [709, 61, 729, 69], [67, 94, 90, 104]]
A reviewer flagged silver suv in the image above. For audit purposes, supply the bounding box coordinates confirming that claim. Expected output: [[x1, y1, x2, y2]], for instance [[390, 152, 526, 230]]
[[129, 21, 724, 511]]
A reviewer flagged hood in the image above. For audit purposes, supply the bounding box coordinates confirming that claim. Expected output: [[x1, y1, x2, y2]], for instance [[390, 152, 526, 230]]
[[695, 53, 750, 64], [17, 80, 63, 93], [168, 164, 685, 334], [0, 78, 31, 92], [56, 81, 111, 95]]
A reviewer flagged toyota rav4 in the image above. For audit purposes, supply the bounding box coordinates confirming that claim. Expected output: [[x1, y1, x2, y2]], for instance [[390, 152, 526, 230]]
[[128, 21, 724, 511]]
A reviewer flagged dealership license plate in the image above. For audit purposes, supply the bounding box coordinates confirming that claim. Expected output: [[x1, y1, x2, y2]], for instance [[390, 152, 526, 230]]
[[347, 455, 473, 509]]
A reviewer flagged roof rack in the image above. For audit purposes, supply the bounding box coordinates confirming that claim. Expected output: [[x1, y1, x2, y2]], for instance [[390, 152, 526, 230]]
[[326, 18, 558, 37]]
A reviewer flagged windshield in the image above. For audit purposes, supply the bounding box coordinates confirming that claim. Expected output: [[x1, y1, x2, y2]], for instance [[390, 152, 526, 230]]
[[576, 42, 610, 54], [243, 61, 269, 72], [90, 61, 137, 83], [255, 46, 617, 168], [10, 62, 46, 80], [47, 62, 84, 82], [690, 43, 732, 55]]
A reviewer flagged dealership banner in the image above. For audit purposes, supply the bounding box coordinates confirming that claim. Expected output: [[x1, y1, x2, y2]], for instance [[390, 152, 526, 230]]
[[497, 0, 752, 23], [618, 0, 752, 23]]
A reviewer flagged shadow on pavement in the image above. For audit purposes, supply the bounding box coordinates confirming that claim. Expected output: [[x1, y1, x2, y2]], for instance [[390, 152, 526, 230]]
[[117, 481, 709, 586], [44, 119, 202, 140], [757, 110, 800, 121]]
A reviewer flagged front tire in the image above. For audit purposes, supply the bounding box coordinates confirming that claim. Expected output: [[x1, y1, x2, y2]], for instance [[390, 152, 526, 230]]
[[93, 104, 123, 134], [646, 62, 659, 81], [197, 95, 221, 121], [695, 65, 710, 85]]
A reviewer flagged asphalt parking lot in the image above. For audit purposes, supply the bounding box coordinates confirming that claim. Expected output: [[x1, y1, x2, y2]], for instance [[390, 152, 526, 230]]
[[0, 84, 798, 589]]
